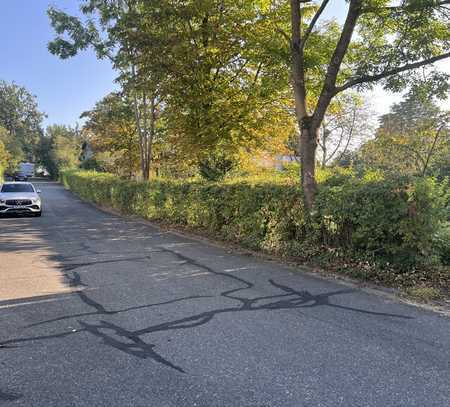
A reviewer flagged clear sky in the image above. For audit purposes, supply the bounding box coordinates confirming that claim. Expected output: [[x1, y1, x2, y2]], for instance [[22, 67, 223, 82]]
[[0, 1, 447, 128], [0, 0, 117, 127]]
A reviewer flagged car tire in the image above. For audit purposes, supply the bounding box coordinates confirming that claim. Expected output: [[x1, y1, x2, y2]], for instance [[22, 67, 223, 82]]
[[35, 211, 42, 217]]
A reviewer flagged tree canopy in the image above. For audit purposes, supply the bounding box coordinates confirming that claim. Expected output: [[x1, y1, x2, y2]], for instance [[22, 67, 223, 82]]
[[0, 80, 45, 165], [38, 125, 81, 179], [361, 93, 449, 177]]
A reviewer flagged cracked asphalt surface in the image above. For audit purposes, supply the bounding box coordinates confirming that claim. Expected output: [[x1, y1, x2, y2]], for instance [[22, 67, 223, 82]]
[[1, 181, 449, 407]]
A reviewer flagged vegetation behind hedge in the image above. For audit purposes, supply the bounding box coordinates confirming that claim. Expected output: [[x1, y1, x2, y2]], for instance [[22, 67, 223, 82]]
[[60, 170, 449, 293]]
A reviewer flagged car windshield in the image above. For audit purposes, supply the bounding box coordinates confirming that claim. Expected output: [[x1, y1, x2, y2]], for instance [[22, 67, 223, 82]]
[[1, 184, 34, 193]]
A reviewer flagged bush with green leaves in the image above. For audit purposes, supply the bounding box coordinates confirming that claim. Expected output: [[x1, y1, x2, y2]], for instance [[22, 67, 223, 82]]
[[0, 140, 7, 181], [60, 170, 449, 288], [198, 153, 236, 181], [316, 175, 449, 268]]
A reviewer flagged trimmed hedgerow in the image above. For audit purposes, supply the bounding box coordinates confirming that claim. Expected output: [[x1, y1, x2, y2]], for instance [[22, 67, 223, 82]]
[[316, 175, 449, 268], [60, 170, 449, 291]]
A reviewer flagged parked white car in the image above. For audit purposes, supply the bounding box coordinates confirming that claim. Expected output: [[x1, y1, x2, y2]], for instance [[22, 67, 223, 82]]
[[0, 182, 42, 216]]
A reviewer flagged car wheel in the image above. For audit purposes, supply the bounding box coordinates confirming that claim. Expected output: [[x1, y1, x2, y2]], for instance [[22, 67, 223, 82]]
[[35, 211, 42, 217]]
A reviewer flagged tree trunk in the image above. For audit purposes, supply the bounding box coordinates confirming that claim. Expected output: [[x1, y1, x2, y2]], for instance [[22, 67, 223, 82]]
[[300, 119, 318, 210], [142, 161, 150, 180], [290, 0, 314, 210], [145, 96, 156, 180], [320, 124, 327, 168]]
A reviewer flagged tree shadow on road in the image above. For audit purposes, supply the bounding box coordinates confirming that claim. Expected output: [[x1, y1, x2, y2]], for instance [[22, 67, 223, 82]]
[[0, 248, 413, 374]]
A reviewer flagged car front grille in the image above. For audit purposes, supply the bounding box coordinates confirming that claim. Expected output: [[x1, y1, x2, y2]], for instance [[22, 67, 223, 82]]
[[5, 199, 32, 206]]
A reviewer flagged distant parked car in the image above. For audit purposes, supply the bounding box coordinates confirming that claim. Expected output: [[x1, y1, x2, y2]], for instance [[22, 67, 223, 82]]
[[13, 172, 28, 181], [19, 162, 35, 178], [0, 182, 42, 216], [10, 162, 36, 181]]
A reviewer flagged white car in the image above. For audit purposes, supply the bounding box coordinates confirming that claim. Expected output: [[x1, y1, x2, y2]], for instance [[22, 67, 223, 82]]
[[0, 182, 42, 216]]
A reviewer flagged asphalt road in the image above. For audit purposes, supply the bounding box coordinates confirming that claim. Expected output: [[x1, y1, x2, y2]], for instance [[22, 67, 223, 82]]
[[0, 181, 449, 407]]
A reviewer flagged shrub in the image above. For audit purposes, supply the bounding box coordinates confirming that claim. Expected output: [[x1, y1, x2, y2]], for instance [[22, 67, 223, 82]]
[[79, 157, 105, 172], [435, 222, 450, 265], [316, 176, 449, 268], [0, 140, 8, 181], [198, 153, 235, 181]]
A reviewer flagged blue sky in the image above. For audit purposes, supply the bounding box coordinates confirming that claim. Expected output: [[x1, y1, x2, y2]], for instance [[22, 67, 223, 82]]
[[0, 1, 446, 128], [0, 0, 116, 127]]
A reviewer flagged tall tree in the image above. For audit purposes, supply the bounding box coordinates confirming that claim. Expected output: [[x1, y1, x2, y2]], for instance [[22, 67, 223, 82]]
[[0, 80, 45, 162], [360, 94, 449, 176], [48, 1, 162, 180], [289, 0, 450, 208], [80, 92, 141, 177]]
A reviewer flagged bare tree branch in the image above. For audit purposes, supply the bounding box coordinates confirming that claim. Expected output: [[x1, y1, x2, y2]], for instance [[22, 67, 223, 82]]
[[335, 51, 450, 93], [290, 0, 308, 118], [300, 0, 330, 50], [312, 0, 362, 128], [275, 27, 290, 42], [422, 120, 448, 175], [363, 0, 450, 13]]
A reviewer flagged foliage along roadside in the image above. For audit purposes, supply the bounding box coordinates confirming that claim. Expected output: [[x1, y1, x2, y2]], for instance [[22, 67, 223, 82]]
[[60, 169, 449, 300]]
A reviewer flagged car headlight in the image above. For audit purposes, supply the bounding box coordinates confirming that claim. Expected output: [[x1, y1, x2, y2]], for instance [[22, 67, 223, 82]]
[[32, 198, 41, 204], [0, 199, 5, 204]]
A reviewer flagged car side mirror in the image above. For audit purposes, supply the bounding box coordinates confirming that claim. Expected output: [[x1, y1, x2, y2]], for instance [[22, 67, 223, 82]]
[[37, 189, 41, 194]]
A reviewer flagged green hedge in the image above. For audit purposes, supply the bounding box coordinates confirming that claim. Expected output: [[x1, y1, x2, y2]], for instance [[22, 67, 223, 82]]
[[316, 175, 449, 268], [60, 170, 449, 276]]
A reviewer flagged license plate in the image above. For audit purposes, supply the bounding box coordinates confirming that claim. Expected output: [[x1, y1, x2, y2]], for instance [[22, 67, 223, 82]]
[[12, 205, 26, 209]]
